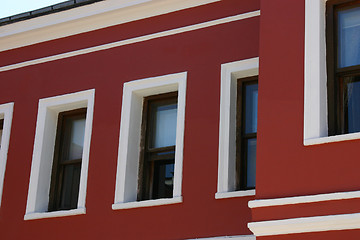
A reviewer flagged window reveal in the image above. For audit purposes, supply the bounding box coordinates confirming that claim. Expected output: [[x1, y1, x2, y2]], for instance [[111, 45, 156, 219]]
[[138, 92, 178, 201]]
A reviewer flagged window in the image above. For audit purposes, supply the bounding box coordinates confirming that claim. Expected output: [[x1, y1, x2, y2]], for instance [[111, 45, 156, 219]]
[[48, 108, 87, 211], [113, 72, 186, 210], [25, 90, 94, 220], [236, 77, 258, 190], [0, 103, 14, 208], [138, 92, 177, 200], [304, 0, 360, 145], [327, 0, 360, 135], [216, 58, 258, 199]]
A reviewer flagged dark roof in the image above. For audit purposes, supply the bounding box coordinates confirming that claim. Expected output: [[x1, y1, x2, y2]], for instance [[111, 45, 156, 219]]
[[0, 0, 104, 26]]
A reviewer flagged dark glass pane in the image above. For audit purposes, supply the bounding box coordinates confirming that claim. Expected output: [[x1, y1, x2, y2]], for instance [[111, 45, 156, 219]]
[[0, 119, 4, 148], [244, 83, 258, 134], [59, 163, 81, 210], [150, 150, 175, 161], [344, 75, 360, 133], [338, 6, 360, 68], [245, 138, 257, 189], [150, 102, 177, 148], [153, 161, 174, 199], [63, 117, 86, 161]]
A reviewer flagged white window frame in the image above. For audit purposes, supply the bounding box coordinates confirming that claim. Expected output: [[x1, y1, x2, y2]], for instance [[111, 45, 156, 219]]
[[25, 89, 95, 220], [0, 102, 14, 207], [216, 58, 258, 199], [303, 0, 360, 145], [112, 72, 186, 210]]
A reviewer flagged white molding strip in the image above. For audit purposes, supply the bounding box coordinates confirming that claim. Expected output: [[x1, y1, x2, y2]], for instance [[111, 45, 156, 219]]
[[0, 0, 221, 52], [187, 235, 255, 240], [0, 10, 260, 73], [24, 208, 86, 220], [304, 131, 360, 146], [248, 213, 360, 236], [248, 190, 360, 209], [216, 190, 255, 199], [112, 197, 182, 210]]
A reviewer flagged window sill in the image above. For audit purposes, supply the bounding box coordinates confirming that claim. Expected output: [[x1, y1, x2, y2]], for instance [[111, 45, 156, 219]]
[[304, 132, 360, 146], [112, 196, 182, 210], [215, 190, 255, 199], [24, 208, 86, 220]]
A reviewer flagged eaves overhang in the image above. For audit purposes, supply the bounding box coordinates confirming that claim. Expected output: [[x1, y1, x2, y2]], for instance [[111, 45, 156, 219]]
[[0, 0, 221, 52]]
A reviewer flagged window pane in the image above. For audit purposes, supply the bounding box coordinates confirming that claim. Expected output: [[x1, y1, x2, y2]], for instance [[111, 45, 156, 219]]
[[0, 120, 3, 148], [65, 118, 86, 161], [0, 129, 3, 148], [59, 163, 81, 210], [245, 83, 258, 134], [153, 162, 174, 199], [150, 103, 177, 148], [344, 75, 360, 133], [338, 6, 360, 68], [246, 138, 257, 189]]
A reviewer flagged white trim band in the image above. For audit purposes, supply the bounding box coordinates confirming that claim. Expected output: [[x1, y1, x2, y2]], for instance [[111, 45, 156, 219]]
[[187, 235, 255, 240], [216, 190, 255, 199], [0, 0, 221, 52], [248, 213, 360, 236], [24, 208, 86, 220], [0, 10, 260, 73], [112, 197, 182, 210], [248, 190, 360, 209], [304, 132, 360, 146]]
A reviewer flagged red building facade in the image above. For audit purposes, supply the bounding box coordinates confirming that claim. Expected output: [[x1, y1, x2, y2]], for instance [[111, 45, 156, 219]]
[[0, 0, 359, 239]]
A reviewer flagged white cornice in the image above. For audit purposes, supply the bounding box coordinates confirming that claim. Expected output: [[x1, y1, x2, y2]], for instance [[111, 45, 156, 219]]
[[0, 0, 221, 52], [0, 10, 260, 72], [248, 213, 360, 236], [248, 190, 360, 208]]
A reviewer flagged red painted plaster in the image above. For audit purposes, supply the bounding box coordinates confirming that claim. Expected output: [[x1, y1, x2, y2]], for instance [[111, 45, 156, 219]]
[[0, 3, 259, 238], [258, 0, 360, 200]]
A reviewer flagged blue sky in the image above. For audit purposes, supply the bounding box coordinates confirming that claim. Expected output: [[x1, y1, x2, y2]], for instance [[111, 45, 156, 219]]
[[0, 0, 65, 18]]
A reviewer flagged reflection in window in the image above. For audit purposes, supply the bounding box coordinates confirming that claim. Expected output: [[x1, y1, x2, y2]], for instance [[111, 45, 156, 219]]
[[343, 75, 360, 133], [150, 102, 177, 148], [138, 92, 177, 201], [338, 6, 360, 68], [237, 77, 258, 190], [48, 108, 86, 211]]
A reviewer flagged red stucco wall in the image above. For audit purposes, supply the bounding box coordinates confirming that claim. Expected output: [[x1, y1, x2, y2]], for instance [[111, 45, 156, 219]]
[[255, 0, 360, 238], [0, 0, 259, 239]]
